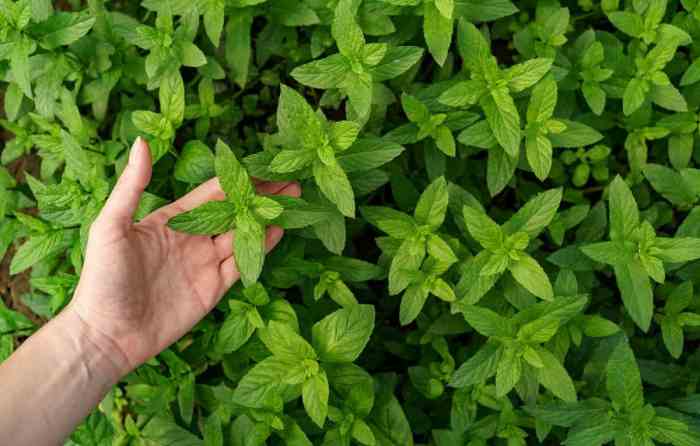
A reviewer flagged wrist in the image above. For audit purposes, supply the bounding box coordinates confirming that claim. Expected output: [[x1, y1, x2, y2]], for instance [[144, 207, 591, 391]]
[[52, 307, 132, 385]]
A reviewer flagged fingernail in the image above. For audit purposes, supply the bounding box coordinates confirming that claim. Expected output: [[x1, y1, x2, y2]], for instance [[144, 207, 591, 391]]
[[129, 137, 143, 164]]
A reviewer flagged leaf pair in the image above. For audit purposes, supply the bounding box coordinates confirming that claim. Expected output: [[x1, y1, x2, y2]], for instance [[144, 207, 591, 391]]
[[455, 188, 562, 305], [233, 304, 375, 428]]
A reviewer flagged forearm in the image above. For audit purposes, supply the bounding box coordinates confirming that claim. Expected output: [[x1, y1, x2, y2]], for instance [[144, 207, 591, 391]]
[[0, 307, 127, 445]]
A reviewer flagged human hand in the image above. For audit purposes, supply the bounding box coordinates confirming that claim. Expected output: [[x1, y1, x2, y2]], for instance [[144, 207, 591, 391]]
[[66, 138, 300, 376]]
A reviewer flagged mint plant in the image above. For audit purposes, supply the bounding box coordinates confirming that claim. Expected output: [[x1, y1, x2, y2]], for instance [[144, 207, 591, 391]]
[[3, 0, 700, 443], [168, 140, 283, 286], [581, 176, 700, 331]]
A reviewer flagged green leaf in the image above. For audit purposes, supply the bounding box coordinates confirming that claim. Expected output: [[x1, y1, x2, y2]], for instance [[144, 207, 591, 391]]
[[361, 206, 417, 239], [141, 416, 203, 446], [496, 345, 522, 397], [608, 175, 639, 242], [233, 213, 266, 287], [606, 338, 644, 412], [424, 2, 453, 67], [401, 94, 430, 124], [536, 347, 577, 402], [415, 176, 449, 229], [213, 301, 256, 354], [336, 138, 405, 172], [681, 57, 700, 86], [174, 141, 215, 183], [303, 370, 329, 427], [159, 70, 185, 125], [643, 164, 698, 207], [291, 54, 350, 89], [225, 12, 253, 88], [457, 20, 491, 71], [259, 321, 317, 360], [439, 80, 488, 107], [36, 12, 96, 49], [400, 283, 430, 325], [615, 260, 654, 331], [203, 0, 225, 46], [507, 59, 553, 93], [167, 201, 236, 235], [330, 121, 361, 151], [547, 120, 603, 148], [455, 0, 518, 22], [204, 414, 224, 446], [623, 78, 648, 116], [460, 304, 515, 337], [313, 160, 355, 218], [233, 356, 291, 409], [61, 130, 91, 184], [502, 188, 563, 239], [607, 11, 644, 37], [526, 132, 553, 181], [178, 373, 195, 425], [434, 126, 456, 157], [332, 0, 365, 59], [312, 304, 375, 363], [388, 237, 427, 295], [654, 237, 700, 263], [462, 205, 503, 250], [580, 241, 635, 265], [661, 318, 684, 359], [368, 46, 424, 81], [10, 230, 72, 275], [509, 253, 554, 301], [482, 88, 521, 158], [215, 140, 254, 207], [344, 71, 373, 118], [449, 341, 501, 387], [527, 78, 558, 123], [179, 41, 207, 67], [277, 85, 323, 149]]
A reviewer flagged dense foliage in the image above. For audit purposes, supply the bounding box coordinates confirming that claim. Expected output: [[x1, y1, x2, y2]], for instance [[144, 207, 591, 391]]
[[3, 0, 700, 444]]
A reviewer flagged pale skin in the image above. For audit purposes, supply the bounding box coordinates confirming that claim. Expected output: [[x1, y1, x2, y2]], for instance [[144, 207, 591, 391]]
[[0, 138, 300, 445]]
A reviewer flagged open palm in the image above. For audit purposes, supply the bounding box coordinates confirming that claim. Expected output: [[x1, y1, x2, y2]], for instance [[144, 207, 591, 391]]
[[67, 138, 299, 374]]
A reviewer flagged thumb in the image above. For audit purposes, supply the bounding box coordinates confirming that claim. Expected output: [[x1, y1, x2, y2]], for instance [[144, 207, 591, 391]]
[[99, 137, 152, 227]]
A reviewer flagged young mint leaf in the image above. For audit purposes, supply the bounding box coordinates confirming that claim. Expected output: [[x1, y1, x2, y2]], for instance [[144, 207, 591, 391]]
[[536, 347, 577, 402], [482, 89, 521, 158], [167, 201, 236, 234], [312, 304, 375, 363], [415, 176, 449, 229], [606, 338, 644, 412], [614, 260, 654, 332], [302, 370, 329, 427], [506, 58, 553, 93], [460, 304, 515, 337], [258, 321, 316, 361], [291, 55, 350, 89], [332, 0, 365, 60], [215, 140, 254, 208], [424, 1, 453, 67], [313, 160, 355, 218], [234, 212, 266, 287], [509, 254, 554, 301], [608, 176, 639, 242]]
